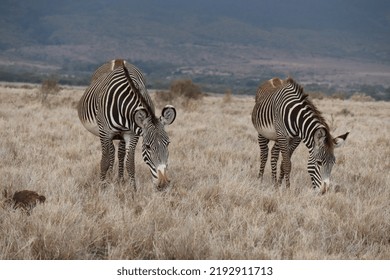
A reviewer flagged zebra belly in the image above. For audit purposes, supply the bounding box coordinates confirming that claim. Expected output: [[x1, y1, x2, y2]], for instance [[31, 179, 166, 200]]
[[257, 125, 277, 141], [82, 120, 100, 137]]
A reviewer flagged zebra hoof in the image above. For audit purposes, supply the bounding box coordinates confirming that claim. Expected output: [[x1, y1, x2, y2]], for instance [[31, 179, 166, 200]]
[[129, 180, 137, 192]]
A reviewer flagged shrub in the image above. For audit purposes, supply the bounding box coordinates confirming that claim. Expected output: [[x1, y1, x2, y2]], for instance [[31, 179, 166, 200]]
[[330, 92, 346, 100], [170, 79, 203, 100], [38, 77, 60, 104], [349, 92, 375, 102], [154, 79, 203, 109], [308, 91, 327, 100], [223, 89, 233, 103]]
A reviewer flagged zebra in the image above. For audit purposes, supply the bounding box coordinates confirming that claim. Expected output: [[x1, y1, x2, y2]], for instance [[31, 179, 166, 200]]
[[78, 59, 176, 190], [252, 77, 349, 193], [253, 78, 301, 185]]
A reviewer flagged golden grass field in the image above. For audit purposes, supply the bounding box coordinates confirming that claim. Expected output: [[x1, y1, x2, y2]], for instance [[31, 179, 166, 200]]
[[0, 83, 389, 259]]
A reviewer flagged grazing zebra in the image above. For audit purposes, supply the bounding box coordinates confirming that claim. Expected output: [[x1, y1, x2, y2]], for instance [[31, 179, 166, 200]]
[[253, 78, 301, 185], [78, 59, 176, 190], [252, 77, 349, 193]]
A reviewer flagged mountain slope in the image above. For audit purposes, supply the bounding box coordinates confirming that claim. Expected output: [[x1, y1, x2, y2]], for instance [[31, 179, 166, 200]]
[[0, 0, 389, 95]]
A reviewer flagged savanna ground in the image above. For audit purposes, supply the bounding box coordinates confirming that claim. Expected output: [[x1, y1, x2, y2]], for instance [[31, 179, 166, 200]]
[[0, 82, 389, 260]]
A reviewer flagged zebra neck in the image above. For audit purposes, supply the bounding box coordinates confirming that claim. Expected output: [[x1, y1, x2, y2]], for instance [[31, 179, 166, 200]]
[[299, 116, 326, 150]]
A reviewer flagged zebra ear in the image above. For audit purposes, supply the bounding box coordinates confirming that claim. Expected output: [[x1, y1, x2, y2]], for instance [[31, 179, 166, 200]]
[[134, 107, 149, 128], [160, 105, 176, 125], [333, 132, 349, 148], [314, 128, 327, 146]]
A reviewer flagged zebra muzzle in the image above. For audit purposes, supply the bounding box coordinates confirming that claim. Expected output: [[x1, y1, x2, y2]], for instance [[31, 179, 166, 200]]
[[320, 178, 330, 194], [156, 169, 170, 190]]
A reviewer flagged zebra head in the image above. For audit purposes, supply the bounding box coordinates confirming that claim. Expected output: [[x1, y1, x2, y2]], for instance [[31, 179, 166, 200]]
[[308, 128, 349, 193], [134, 105, 176, 190]]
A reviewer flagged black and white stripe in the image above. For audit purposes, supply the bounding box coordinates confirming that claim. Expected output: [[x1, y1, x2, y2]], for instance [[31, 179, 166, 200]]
[[251, 78, 301, 185], [78, 59, 176, 190], [252, 77, 348, 191]]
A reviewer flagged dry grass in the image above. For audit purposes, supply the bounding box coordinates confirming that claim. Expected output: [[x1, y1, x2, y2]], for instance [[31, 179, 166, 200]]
[[0, 84, 389, 260]]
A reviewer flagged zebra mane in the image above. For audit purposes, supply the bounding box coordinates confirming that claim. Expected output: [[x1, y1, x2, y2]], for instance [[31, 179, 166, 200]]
[[120, 61, 158, 124], [287, 78, 332, 142]]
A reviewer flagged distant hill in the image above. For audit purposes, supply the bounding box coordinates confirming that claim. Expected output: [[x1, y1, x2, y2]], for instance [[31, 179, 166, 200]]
[[0, 0, 389, 97]]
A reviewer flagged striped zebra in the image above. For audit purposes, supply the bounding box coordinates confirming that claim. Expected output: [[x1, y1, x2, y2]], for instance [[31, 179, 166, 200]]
[[78, 59, 176, 190], [253, 78, 301, 185], [252, 77, 349, 193]]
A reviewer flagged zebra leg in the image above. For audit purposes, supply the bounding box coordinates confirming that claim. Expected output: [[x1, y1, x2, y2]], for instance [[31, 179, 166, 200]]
[[257, 134, 269, 181], [277, 137, 300, 185], [118, 140, 126, 180], [124, 133, 139, 190], [100, 137, 115, 181], [278, 138, 292, 188], [289, 137, 301, 157], [270, 141, 280, 186]]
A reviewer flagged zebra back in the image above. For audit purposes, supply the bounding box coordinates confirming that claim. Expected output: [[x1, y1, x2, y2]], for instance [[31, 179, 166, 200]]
[[90, 59, 154, 113], [78, 59, 156, 136], [255, 77, 288, 103], [91, 60, 123, 82]]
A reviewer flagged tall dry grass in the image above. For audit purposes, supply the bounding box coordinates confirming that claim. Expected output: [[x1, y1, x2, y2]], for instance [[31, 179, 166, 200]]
[[0, 84, 389, 259]]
